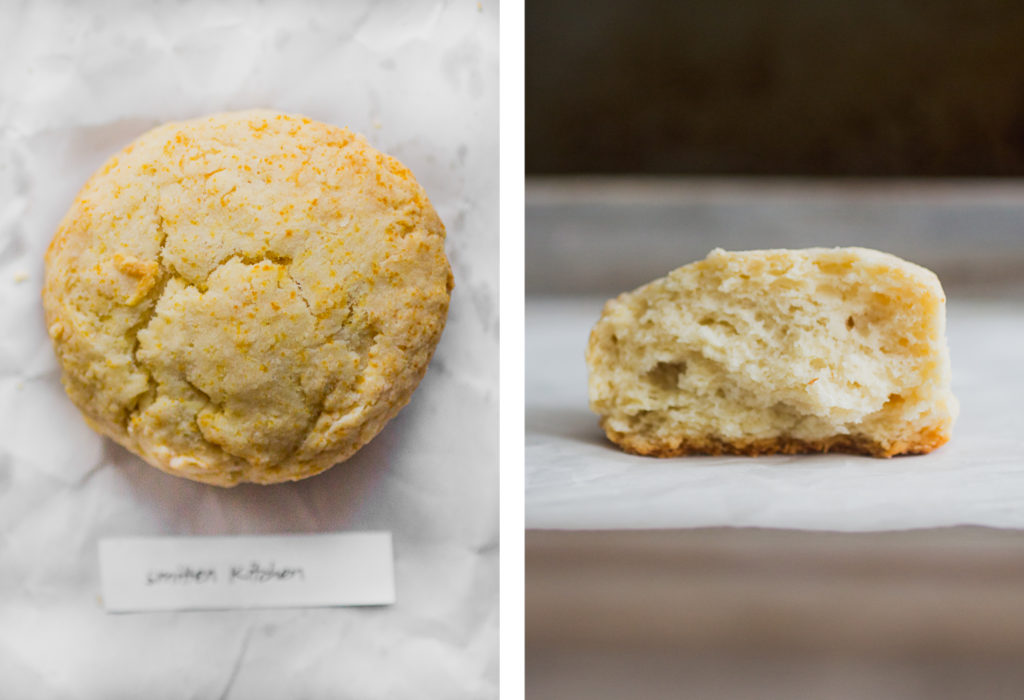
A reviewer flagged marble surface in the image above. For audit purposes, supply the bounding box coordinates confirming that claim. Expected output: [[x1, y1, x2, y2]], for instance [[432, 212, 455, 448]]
[[526, 294, 1024, 531], [0, 1, 497, 697]]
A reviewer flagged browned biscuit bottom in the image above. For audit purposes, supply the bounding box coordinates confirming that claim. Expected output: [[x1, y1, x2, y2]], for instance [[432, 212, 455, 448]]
[[601, 421, 952, 459]]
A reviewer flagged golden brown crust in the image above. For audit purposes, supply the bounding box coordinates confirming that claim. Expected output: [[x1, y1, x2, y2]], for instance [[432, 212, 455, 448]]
[[43, 110, 451, 486], [601, 420, 952, 459]]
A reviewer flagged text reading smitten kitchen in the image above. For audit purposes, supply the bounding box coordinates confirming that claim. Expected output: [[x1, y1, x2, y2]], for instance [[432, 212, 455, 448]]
[[145, 561, 306, 586]]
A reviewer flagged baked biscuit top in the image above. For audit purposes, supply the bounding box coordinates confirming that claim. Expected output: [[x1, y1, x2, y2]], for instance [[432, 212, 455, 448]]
[[44, 110, 452, 485]]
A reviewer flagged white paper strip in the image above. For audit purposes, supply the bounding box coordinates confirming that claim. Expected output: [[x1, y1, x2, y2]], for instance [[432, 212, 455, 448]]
[[99, 532, 394, 612]]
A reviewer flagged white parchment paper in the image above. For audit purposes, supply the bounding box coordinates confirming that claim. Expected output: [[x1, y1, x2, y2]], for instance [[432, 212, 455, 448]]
[[527, 296, 1024, 532], [0, 1, 497, 697]]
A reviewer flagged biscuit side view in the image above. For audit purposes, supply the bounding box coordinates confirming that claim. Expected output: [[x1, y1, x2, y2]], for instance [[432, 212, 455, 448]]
[[44, 110, 453, 486], [586, 247, 957, 458]]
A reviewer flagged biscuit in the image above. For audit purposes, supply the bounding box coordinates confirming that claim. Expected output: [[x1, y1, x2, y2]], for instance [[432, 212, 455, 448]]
[[586, 247, 956, 458], [44, 110, 452, 486]]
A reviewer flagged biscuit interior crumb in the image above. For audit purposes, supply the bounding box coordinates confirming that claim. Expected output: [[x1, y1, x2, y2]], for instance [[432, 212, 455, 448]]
[[586, 247, 957, 457]]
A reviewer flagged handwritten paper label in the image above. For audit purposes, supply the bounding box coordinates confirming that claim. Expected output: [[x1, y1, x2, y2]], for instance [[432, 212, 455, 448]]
[[99, 532, 394, 612]]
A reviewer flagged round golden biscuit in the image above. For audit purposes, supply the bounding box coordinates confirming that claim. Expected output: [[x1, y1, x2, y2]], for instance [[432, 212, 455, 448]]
[[43, 110, 453, 486]]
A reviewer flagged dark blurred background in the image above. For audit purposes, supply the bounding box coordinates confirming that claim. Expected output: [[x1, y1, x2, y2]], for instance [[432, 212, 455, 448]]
[[527, 0, 1024, 175]]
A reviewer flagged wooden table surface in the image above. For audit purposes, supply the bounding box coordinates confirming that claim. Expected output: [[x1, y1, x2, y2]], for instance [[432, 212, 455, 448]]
[[527, 527, 1024, 699]]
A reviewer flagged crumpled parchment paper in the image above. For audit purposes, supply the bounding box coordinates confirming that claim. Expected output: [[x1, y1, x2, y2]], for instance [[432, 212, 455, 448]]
[[527, 296, 1024, 532], [0, 1, 497, 697]]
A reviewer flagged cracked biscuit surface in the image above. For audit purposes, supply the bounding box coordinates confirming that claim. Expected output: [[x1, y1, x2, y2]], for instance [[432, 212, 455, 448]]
[[44, 110, 452, 486]]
